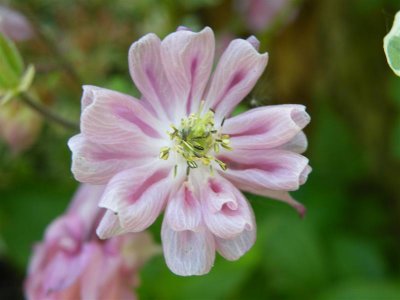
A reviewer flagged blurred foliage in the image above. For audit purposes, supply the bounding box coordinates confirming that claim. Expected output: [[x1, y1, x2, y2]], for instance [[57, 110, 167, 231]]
[[1, 0, 400, 299], [0, 33, 35, 104]]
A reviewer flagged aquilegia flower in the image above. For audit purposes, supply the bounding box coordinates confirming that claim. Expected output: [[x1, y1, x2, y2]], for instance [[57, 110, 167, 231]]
[[68, 27, 311, 276], [25, 184, 159, 299]]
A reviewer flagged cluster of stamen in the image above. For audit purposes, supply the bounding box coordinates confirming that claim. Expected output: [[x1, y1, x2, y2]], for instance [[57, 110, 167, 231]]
[[159, 107, 232, 176]]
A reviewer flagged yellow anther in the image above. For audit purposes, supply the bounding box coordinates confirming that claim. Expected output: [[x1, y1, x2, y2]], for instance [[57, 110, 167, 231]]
[[159, 108, 232, 173], [159, 147, 170, 160], [187, 160, 198, 168], [214, 143, 220, 153], [221, 143, 232, 151], [215, 158, 227, 171]]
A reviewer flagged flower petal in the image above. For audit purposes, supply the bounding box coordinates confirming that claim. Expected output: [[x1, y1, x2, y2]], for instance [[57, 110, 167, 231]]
[[99, 276, 137, 300], [279, 131, 308, 154], [270, 191, 307, 218], [219, 149, 310, 191], [229, 178, 308, 217], [81, 85, 102, 111], [78, 243, 107, 300], [215, 228, 256, 261], [43, 246, 91, 294], [99, 165, 173, 232], [96, 209, 129, 239], [162, 220, 215, 276], [81, 86, 164, 144], [68, 134, 157, 184], [66, 184, 105, 232], [128, 33, 174, 122], [44, 215, 84, 249], [161, 27, 215, 117], [201, 176, 255, 239], [164, 183, 202, 231], [204, 37, 268, 120], [223, 105, 310, 150]]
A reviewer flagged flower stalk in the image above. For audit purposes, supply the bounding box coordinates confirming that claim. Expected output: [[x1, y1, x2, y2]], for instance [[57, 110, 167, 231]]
[[20, 92, 79, 131]]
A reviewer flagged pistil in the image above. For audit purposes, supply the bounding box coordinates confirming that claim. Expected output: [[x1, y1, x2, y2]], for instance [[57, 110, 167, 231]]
[[159, 108, 232, 175]]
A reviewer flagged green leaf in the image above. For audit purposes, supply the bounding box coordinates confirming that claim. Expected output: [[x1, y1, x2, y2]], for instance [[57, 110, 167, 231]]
[[384, 11, 400, 76], [0, 91, 16, 105], [17, 64, 35, 93], [0, 33, 32, 100], [0, 33, 23, 75], [0, 33, 24, 88]]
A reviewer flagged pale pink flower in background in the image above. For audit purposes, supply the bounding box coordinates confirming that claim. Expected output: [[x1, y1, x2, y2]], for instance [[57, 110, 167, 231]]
[[24, 184, 159, 300], [0, 100, 42, 154], [68, 27, 311, 275], [235, 0, 297, 32], [0, 5, 34, 41], [215, 32, 236, 58]]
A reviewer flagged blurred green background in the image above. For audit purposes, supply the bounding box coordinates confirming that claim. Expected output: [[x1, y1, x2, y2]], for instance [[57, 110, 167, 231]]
[[1, 0, 400, 299]]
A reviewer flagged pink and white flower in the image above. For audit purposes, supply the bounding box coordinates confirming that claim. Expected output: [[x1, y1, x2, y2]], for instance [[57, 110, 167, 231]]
[[68, 27, 311, 276], [25, 184, 159, 300]]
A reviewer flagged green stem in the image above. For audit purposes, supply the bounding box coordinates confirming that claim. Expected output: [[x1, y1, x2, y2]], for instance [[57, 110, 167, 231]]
[[21, 93, 79, 132]]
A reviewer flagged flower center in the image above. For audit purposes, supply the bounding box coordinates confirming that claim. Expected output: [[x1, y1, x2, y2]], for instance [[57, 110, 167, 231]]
[[159, 108, 232, 176]]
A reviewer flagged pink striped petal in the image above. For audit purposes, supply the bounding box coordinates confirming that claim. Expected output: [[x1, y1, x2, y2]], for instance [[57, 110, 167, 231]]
[[219, 149, 310, 191], [246, 35, 260, 50], [43, 245, 92, 294], [67, 184, 105, 223], [99, 165, 173, 232], [68, 134, 157, 184], [204, 37, 268, 119], [79, 243, 136, 300], [161, 27, 215, 117], [201, 176, 255, 239], [223, 105, 310, 150], [81, 85, 102, 111], [96, 210, 129, 239], [164, 183, 202, 231], [44, 215, 84, 249], [280, 131, 308, 154], [80, 87, 164, 144], [78, 243, 106, 300], [215, 228, 256, 261], [128, 34, 174, 121], [161, 220, 215, 276]]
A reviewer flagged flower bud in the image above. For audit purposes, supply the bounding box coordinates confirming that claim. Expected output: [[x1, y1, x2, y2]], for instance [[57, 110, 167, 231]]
[[0, 5, 34, 41], [0, 100, 42, 153]]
